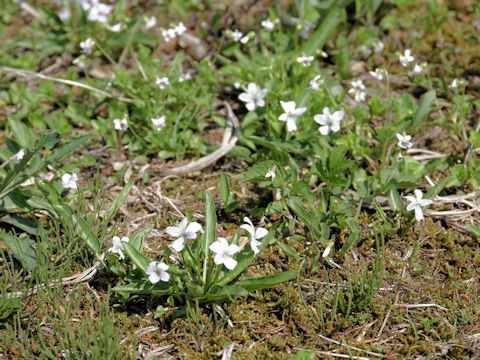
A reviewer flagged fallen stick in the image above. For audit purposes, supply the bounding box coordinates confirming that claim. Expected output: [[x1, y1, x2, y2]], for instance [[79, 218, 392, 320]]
[[7, 260, 100, 298], [0, 66, 132, 103]]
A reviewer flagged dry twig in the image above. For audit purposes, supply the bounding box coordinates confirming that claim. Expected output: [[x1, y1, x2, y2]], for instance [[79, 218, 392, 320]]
[[7, 259, 101, 298], [0, 66, 132, 103]]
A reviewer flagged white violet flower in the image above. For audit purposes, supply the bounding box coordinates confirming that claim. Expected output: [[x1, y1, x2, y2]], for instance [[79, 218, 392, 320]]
[[240, 35, 250, 44], [231, 29, 243, 42], [278, 100, 307, 132], [296, 54, 314, 67], [81, 0, 112, 23], [143, 16, 157, 30], [58, 7, 71, 21], [155, 77, 169, 89], [449, 78, 458, 89], [209, 237, 240, 270], [265, 167, 276, 182], [240, 217, 268, 255], [314, 107, 344, 135], [348, 80, 367, 102], [10, 149, 25, 163], [79, 38, 95, 55], [373, 40, 384, 53], [166, 217, 202, 252], [448, 78, 465, 89], [151, 116, 166, 131], [62, 173, 78, 189], [238, 82, 268, 111], [322, 241, 334, 258], [107, 22, 124, 32], [309, 75, 324, 91], [359, 44, 372, 57], [145, 261, 170, 284], [174, 22, 187, 36], [369, 68, 386, 80], [113, 116, 128, 131], [108, 236, 129, 260], [178, 73, 192, 82], [261, 18, 275, 31], [406, 189, 433, 221], [399, 49, 415, 67], [162, 28, 177, 42], [396, 133, 413, 149]]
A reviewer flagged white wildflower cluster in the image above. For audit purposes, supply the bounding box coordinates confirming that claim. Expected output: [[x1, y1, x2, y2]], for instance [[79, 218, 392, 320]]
[[62, 173, 78, 189], [178, 72, 192, 82], [143, 15, 157, 30], [151, 116, 166, 131], [79, 0, 112, 23], [296, 54, 314, 67], [161, 22, 187, 42], [227, 29, 250, 44], [369, 68, 387, 81], [106, 22, 124, 33], [348, 80, 366, 102], [398, 49, 427, 76], [108, 236, 129, 260], [448, 78, 465, 90], [406, 189, 433, 221], [79, 38, 95, 55], [113, 114, 128, 131], [238, 82, 268, 111], [359, 40, 384, 58], [154, 216, 268, 279], [278, 101, 307, 132], [314, 108, 344, 135], [288, 17, 316, 39], [261, 18, 275, 31], [309, 75, 324, 91], [155, 76, 169, 89], [396, 133, 413, 150]]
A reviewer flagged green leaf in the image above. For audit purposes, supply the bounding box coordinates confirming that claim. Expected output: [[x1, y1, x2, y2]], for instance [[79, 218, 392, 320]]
[[206, 285, 248, 302], [185, 282, 205, 298], [103, 178, 134, 226], [277, 240, 299, 259], [122, 242, 151, 272], [129, 226, 152, 252], [71, 214, 101, 256], [35, 178, 62, 206], [203, 191, 216, 282], [425, 176, 451, 199], [240, 271, 297, 291], [154, 305, 166, 319], [387, 189, 404, 214], [8, 117, 34, 148], [0, 215, 38, 235], [215, 234, 271, 287], [300, 6, 341, 55], [1, 231, 37, 271], [466, 224, 480, 240], [0, 297, 21, 321], [219, 173, 230, 206], [46, 134, 91, 163], [338, 218, 361, 258], [287, 198, 324, 246], [288, 350, 316, 360], [26, 196, 58, 217], [411, 90, 435, 131], [112, 280, 172, 296]]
